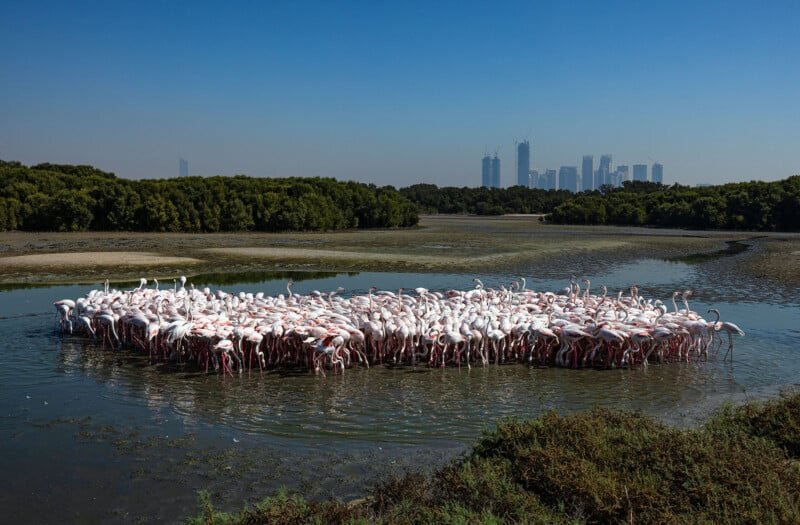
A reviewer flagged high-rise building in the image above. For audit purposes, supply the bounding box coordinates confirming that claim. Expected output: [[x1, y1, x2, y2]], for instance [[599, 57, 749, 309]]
[[490, 155, 501, 188], [529, 169, 539, 189], [596, 154, 612, 189], [616, 165, 629, 185], [652, 163, 663, 184], [516, 141, 530, 187], [633, 164, 648, 182], [599, 154, 612, 172], [581, 155, 593, 192], [542, 169, 557, 190], [558, 166, 579, 192], [179, 158, 189, 177], [481, 155, 492, 187]]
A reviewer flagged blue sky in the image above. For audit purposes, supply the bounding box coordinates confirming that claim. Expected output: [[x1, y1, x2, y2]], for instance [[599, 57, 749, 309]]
[[1, 1, 798, 186]]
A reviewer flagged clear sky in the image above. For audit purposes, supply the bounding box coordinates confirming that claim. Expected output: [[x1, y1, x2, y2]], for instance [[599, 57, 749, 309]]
[[1, 0, 799, 186]]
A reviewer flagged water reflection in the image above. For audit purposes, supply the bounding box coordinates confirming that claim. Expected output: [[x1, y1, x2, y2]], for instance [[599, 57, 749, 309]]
[[0, 253, 798, 523], [111, 269, 357, 289]]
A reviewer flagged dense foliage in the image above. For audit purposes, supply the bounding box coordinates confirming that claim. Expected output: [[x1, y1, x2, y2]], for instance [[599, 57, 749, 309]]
[[4, 159, 797, 232], [401, 178, 800, 231], [400, 184, 574, 216], [0, 160, 418, 232], [548, 178, 800, 231], [190, 392, 800, 524]]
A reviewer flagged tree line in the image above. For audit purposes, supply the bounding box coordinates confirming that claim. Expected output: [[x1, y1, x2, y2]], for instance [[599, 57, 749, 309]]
[[2, 159, 797, 232], [401, 178, 800, 231], [0, 161, 418, 232], [400, 184, 575, 215], [547, 178, 800, 231]]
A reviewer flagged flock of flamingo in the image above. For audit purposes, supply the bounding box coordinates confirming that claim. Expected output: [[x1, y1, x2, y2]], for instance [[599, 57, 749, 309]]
[[54, 276, 745, 375]]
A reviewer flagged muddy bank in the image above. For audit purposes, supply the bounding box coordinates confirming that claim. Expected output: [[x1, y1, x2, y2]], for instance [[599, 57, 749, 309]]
[[0, 216, 795, 286], [0, 251, 200, 267]]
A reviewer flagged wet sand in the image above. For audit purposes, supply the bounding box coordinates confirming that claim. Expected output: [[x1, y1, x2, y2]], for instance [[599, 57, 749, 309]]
[[0, 216, 796, 285], [0, 251, 201, 267]]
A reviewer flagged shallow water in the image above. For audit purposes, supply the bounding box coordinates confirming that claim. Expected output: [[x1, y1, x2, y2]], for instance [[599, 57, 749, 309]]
[[0, 256, 798, 523]]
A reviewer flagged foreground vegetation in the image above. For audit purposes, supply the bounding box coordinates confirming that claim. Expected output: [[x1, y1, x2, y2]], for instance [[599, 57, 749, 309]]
[[0, 161, 418, 232], [189, 392, 800, 524], [403, 177, 800, 231]]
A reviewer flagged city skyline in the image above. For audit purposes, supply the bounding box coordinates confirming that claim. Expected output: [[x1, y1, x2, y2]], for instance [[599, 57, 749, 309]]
[[485, 142, 665, 191], [1, 2, 798, 186]]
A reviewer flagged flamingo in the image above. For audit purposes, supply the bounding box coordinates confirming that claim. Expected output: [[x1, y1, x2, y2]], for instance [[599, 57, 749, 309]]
[[55, 275, 738, 374], [708, 309, 745, 361]]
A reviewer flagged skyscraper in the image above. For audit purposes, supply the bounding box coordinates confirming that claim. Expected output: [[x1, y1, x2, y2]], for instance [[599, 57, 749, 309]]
[[179, 158, 189, 177], [558, 166, 579, 192], [616, 165, 629, 185], [652, 163, 663, 184], [597, 154, 612, 189], [516, 140, 530, 187], [529, 169, 539, 189], [541, 169, 557, 190], [633, 164, 648, 182], [581, 155, 593, 192], [481, 155, 492, 188], [491, 155, 501, 188]]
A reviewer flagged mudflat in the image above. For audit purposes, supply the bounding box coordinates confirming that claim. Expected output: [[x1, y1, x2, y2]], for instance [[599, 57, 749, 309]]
[[0, 215, 796, 286], [0, 252, 201, 267]]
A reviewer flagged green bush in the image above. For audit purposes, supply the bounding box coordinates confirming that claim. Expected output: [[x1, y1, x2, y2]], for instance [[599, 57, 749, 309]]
[[188, 393, 800, 524]]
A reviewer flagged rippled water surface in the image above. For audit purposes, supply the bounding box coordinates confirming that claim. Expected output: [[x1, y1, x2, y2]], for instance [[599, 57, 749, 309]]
[[1, 256, 798, 523]]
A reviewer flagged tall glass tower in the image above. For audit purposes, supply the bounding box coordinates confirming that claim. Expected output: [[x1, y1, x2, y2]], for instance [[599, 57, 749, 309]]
[[633, 164, 648, 182], [581, 155, 593, 192], [481, 155, 492, 187], [597, 154, 612, 188], [652, 163, 663, 184], [516, 141, 530, 187], [491, 155, 501, 188]]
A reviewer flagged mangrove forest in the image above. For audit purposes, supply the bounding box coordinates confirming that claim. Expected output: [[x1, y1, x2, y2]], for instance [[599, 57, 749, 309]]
[[402, 177, 800, 231], [2, 159, 799, 232], [0, 161, 419, 232]]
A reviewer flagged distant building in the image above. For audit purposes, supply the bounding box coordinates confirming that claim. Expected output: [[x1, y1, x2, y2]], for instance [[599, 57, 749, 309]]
[[581, 155, 593, 192], [529, 169, 539, 189], [633, 164, 648, 182], [542, 169, 557, 190], [616, 165, 629, 185], [558, 166, 579, 192], [491, 155, 501, 188], [599, 154, 612, 172], [516, 141, 530, 187], [481, 155, 492, 188], [179, 158, 189, 177], [596, 154, 612, 189], [652, 162, 663, 184]]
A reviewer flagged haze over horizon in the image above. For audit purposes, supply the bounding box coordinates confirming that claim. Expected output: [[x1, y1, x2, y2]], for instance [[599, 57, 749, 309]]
[[1, 1, 798, 187]]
